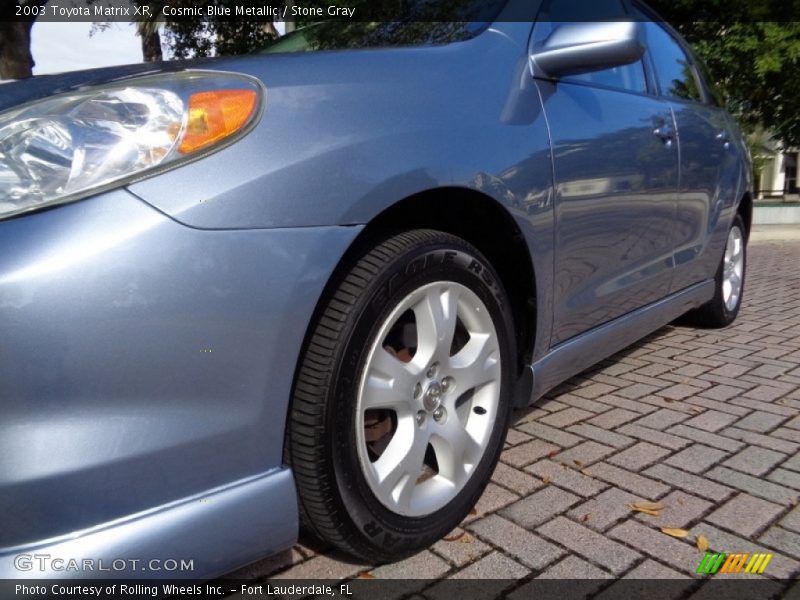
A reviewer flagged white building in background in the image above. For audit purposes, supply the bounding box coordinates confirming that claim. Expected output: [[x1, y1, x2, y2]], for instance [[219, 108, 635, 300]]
[[759, 149, 799, 200]]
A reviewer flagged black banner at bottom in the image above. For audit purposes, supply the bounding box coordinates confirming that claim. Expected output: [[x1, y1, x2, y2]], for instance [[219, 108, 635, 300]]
[[1, 579, 797, 600]]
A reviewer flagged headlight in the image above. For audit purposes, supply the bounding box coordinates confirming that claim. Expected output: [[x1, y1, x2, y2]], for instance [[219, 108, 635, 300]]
[[0, 71, 263, 220]]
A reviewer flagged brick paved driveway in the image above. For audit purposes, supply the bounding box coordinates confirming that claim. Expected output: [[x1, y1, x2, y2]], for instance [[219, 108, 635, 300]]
[[232, 236, 800, 586]]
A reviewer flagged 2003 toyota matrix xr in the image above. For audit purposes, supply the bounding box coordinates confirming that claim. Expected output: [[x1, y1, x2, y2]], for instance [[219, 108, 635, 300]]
[[0, 0, 750, 578]]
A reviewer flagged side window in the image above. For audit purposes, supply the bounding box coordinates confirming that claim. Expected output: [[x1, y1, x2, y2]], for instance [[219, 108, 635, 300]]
[[532, 0, 648, 94], [693, 54, 725, 107], [565, 63, 647, 94], [645, 22, 703, 102]]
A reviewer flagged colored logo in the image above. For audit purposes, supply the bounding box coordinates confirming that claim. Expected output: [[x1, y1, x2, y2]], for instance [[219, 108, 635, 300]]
[[697, 552, 772, 575]]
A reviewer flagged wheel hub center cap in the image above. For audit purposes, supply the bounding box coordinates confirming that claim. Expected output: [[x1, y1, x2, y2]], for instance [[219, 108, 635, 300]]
[[423, 381, 443, 411]]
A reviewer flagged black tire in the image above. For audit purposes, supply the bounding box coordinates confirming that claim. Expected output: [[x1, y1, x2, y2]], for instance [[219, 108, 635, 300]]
[[286, 229, 516, 562], [685, 214, 747, 328]]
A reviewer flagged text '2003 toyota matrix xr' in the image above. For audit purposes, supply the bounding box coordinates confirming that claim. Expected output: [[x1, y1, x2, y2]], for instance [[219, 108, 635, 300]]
[[0, 0, 750, 578]]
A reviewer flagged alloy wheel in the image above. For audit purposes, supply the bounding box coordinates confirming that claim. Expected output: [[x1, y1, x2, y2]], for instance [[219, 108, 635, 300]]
[[355, 281, 501, 517]]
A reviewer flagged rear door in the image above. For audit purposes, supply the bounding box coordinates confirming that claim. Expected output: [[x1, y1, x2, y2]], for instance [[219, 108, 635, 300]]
[[641, 18, 742, 291], [535, 0, 679, 345]]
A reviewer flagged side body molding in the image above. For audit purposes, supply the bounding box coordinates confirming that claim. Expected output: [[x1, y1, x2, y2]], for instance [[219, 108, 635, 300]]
[[0, 468, 297, 579], [521, 280, 715, 405]]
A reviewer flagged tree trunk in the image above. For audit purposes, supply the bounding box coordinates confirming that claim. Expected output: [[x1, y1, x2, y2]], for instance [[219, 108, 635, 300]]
[[140, 27, 163, 62], [0, 20, 36, 79], [262, 21, 278, 38], [0, 0, 48, 79]]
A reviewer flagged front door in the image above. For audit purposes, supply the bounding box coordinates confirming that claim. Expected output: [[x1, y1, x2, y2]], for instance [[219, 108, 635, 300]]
[[533, 0, 679, 346], [540, 80, 679, 344]]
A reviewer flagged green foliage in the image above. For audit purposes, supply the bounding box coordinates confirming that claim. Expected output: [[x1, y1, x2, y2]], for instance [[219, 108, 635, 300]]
[[746, 127, 777, 178], [650, 0, 800, 147]]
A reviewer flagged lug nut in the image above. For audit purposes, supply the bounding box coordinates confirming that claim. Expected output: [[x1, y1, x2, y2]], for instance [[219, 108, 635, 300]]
[[416, 410, 426, 426], [432, 407, 446, 422], [441, 376, 454, 392], [426, 363, 439, 378]]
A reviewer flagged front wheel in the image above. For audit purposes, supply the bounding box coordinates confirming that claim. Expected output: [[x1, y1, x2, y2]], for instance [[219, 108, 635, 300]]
[[287, 229, 516, 562], [687, 214, 747, 328]]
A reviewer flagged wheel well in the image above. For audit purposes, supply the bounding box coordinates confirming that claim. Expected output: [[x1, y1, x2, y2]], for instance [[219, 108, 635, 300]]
[[738, 192, 753, 242], [338, 187, 537, 375]]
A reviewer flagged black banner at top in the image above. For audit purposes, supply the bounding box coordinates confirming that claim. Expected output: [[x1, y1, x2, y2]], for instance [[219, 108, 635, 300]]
[[3, 0, 800, 23]]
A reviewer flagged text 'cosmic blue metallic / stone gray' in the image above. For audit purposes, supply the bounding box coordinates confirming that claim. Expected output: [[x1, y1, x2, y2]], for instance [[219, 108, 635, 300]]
[[0, 0, 751, 578]]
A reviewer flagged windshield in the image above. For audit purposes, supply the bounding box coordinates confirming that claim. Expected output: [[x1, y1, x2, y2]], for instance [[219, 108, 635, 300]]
[[259, 1, 509, 54]]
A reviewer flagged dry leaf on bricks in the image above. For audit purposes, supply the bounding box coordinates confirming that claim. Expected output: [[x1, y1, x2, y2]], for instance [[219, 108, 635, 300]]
[[631, 507, 660, 516], [628, 501, 663, 516], [631, 501, 664, 511], [444, 531, 466, 542], [661, 528, 689, 538]]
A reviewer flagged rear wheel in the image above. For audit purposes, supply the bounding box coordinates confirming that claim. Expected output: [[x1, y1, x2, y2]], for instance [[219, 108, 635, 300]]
[[287, 229, 515, 561], [686, 214, 746, 328]]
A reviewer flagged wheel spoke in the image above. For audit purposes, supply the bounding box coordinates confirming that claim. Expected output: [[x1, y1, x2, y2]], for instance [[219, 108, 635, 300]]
[[362, 348, 416, 410], [448, 333, 500, 394], [373, 425, 428, 511], [732, 238, 742, 262], [430, 418, 482, 485], [729, 271, 741, 293], [412, 286, 459, 366]]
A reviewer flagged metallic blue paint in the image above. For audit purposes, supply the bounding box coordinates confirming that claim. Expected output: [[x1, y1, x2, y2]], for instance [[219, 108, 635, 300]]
[[0, 4, 750, 578], [0, 469, 297, 579], [0, 190, 360, 576]]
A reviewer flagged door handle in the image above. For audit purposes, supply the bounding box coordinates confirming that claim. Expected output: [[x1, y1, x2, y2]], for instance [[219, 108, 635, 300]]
[[653, 126, 675, 148]]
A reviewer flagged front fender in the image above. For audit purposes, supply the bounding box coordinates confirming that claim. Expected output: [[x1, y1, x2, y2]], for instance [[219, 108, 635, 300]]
[[126, 28, 547, 231]]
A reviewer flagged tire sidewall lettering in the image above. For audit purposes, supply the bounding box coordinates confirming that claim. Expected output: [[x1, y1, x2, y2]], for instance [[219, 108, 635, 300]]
[[369, 249, 505, 316]]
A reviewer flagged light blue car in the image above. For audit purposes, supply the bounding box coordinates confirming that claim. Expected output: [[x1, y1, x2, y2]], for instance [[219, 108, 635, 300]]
[[0, 0, 750, 578]]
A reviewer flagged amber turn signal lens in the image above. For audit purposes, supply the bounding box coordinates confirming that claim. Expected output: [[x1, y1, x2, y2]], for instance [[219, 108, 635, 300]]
[[178, 89, 257, 154]]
